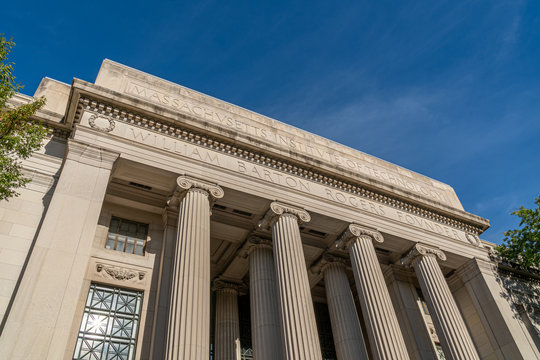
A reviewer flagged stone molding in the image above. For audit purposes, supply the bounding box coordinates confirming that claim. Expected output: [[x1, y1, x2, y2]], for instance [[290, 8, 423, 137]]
[[76, 97, 487, 236], [401, 243, 447, 267], [168, 175, 224, 208], [335, 223, 384, 251], [212, 278, 248, 295], [66, 140, 119, 170], [259, 201, 311, 229]]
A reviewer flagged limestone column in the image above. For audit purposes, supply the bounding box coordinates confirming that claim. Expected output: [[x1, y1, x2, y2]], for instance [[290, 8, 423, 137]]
[[165, 175, 224, 360], [320, 254, 369, 360], [259, 202, 322, 360], [212, 279, 245, 360], [0, 141, 119, 360], [246, 237, 282, 360], [384, 265, 438, 360], [336, 224, 410, 360], [401, 243, 479, 360]]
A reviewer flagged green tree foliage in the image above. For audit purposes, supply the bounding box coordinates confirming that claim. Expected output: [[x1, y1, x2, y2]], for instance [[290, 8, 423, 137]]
[[495, 196, 540, 268], [0, 35, 46, 201]]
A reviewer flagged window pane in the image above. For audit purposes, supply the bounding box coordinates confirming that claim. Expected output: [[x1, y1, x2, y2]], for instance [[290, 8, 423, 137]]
[[116, 237, 126, 252], [107, 217, 148, 256], [106, 233, 116, 250], [134, 239, 145, 255], [125, 237, 135, 254], [73, 284, 143, 360]]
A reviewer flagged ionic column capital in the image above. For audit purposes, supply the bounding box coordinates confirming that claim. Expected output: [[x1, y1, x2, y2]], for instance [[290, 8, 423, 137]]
[[169, 175, 224, 208], [335, 223, 384, 251], [212, 278, 247, 296], [259, 201, 311, 229], [401, 243, 447, 268], [239, 235, 273, 259], [311, 252, 350, 275]]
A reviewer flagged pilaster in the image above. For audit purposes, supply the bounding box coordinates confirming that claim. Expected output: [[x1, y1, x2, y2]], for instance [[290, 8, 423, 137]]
[[0, 140, 119, 360], [455, 258, 540, 359]]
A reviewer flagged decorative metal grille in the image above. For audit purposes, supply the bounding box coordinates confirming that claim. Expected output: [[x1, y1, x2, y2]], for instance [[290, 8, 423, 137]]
[[106, 216, 148, 255], [435, 343, 446, 359], [73, 283, 143, 360]]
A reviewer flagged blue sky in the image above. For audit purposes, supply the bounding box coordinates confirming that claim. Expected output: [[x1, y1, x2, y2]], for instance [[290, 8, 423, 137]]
[[4, 0, 540, 244]]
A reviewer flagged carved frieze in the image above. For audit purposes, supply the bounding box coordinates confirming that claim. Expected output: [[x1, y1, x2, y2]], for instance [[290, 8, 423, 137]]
[[96, 263, 145, 282]]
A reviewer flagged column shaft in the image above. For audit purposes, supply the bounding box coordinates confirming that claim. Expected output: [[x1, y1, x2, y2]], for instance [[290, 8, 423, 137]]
[[215, 288, 241, 360], [249, 246, 282, 360], [272, 213, 322, 359], [166, 188, 212, 359], [324, 262, 369, 360], [349, 237, 410, 359], [413, 255, 479, 360]]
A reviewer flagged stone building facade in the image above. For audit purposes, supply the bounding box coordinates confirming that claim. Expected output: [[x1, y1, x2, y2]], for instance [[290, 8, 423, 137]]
[[0, 60, 538, 359]]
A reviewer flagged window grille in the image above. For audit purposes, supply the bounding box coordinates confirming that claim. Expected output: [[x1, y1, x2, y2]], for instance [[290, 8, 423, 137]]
[[106, 216, 148, 255], [435, 343, 446, 359], [73, 283, 143, 360]]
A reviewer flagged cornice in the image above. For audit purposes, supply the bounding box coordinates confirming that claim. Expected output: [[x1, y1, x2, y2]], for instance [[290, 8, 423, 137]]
[[72, 95, 489, 235]]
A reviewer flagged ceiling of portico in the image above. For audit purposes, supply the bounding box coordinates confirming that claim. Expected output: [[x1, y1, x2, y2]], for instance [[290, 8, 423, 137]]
[[105, 158, 468, 300]]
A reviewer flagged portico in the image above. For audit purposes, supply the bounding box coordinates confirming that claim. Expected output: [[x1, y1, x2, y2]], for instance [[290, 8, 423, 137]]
[[0, 59, 538, 360]]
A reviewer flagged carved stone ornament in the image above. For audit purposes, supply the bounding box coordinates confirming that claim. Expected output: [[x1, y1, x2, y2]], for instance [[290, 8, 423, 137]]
[[258, 201, 311, 229], [211, 278, 248, 295], [168, 175, 224, 208], [96, 263, 144, 281], [401, 243, 447, 267], [334, 223, 384, 251], [88, 114, 115, 132], [465, 233, 481, 247]]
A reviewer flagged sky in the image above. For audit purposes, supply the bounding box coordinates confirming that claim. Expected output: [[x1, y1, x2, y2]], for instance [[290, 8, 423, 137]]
[[4, 0, 540, 244]]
